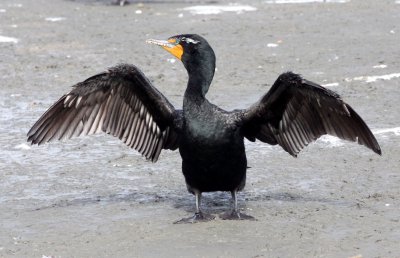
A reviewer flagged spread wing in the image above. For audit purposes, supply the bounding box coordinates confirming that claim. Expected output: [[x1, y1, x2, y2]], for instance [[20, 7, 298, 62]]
[[241, 72, 381, 156], [27, 64, 180, 162]]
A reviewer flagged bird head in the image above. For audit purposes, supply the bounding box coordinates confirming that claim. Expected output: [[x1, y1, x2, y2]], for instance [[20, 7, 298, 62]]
[[147, 34, 216, 94], [146, 34, 215, 71]]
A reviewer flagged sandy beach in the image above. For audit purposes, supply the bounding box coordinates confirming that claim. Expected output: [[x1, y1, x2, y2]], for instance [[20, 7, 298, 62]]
[[1, 0, 399, 257]]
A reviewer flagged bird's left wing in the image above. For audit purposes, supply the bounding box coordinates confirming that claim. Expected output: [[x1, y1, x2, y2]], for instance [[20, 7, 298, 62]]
[[27, 64, 180, 162], [240, 72, 381, 156]]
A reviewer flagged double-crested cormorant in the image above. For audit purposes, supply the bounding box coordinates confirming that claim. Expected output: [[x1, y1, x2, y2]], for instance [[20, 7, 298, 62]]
[[27, 34, 381, 223]]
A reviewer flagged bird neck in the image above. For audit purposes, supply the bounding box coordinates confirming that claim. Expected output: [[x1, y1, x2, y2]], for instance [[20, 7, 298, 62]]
[[184, 56, 215, 102]]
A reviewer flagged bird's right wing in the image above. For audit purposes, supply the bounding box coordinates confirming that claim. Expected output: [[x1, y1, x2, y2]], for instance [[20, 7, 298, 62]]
[[27, 64, 180, 162], [240, 72, 381, 156]]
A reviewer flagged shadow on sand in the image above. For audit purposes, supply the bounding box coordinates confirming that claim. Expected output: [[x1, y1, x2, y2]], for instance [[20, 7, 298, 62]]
[[32, 189, 355, 214]]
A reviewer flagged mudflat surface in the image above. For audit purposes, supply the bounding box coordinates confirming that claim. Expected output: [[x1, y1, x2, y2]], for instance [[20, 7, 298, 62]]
[[1, 0, 399, 257]]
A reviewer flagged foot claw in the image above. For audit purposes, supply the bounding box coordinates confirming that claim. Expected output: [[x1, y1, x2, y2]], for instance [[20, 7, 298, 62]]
[[174, 212, 215, 224], [219, 210, 256, 221]]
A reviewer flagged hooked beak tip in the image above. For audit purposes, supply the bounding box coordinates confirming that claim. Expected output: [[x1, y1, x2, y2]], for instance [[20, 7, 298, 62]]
[[146, 39, 173, 48], [145, 39, 156, 45]]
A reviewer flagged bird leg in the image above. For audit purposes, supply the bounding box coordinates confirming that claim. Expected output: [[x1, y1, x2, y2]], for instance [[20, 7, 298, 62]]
[[219, 191, 256, 221], [174, 191, 215, 224]]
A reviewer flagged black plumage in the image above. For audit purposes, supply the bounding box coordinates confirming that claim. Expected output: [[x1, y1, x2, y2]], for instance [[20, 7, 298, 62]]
[[27, 65, 179, 161], [27, 34, 381, 223]]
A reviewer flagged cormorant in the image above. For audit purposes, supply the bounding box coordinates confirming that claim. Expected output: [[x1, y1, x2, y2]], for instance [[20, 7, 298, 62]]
[[27, 34, 381, 223]]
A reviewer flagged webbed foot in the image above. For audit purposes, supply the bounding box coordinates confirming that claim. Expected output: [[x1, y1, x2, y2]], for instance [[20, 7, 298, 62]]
[[219, 210, 256, 221], [174, 212, 215, 224]]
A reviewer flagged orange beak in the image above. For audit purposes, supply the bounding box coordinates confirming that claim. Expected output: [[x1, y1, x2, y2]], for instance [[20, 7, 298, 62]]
[[146, 38, 184, 60]]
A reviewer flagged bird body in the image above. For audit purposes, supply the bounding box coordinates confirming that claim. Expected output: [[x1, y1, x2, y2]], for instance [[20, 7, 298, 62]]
[[180, 100, 247, 193], [27, 34, 381, 222]]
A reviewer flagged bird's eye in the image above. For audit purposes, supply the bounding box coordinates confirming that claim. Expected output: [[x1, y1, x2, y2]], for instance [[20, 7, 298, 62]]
[[167, 38, 180, 46]]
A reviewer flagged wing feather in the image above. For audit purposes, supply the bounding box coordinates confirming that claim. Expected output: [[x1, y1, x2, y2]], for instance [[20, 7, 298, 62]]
[[241, 72, 381, 156], [27, 64, 181, 162]]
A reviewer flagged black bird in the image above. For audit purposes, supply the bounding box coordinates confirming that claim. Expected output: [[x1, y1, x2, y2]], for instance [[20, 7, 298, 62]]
[[27, 34, 381, 223]]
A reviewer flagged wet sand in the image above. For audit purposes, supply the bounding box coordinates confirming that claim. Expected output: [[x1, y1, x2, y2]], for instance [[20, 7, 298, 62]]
[[0, 0, 399, 257]]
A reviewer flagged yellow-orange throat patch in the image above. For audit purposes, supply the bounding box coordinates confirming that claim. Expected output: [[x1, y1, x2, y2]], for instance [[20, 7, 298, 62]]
[[162, 39, 183, 60]]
